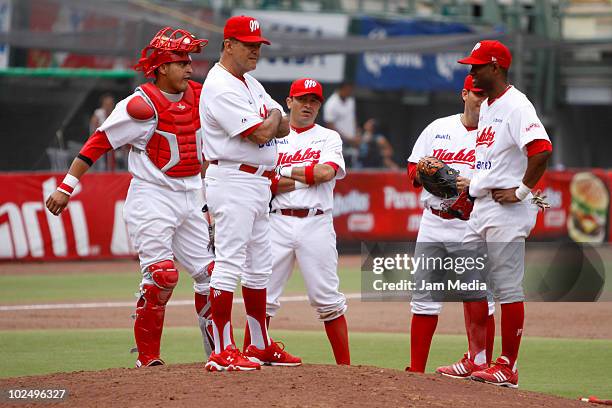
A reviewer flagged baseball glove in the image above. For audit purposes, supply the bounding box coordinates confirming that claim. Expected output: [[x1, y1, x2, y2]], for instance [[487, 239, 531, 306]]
[[417, 156, 460, 199], [446, 191, 475, 221]]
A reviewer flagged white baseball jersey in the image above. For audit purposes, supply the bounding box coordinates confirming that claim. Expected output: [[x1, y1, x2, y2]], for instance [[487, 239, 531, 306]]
[[469, 86, 550, 198], [100, 91, 202, 192], [323, 92, 356, 140], [408, 114, 477, 210], [200, 63, 284, 167], [271, 125, 346, 213]]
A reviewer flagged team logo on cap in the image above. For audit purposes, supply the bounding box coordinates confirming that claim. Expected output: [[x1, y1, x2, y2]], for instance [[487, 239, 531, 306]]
[[249, 19, 260, 32], [304, 79, 318, 89], [472, 42, 481, 52]]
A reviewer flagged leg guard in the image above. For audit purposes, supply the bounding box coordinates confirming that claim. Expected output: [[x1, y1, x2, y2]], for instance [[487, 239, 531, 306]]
[[195, 262, 214, 359], [195, 292, 214, 359], [134, 260, 178, 367]]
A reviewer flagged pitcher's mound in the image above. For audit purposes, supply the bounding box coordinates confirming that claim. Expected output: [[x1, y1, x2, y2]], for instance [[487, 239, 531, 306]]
[[1, 364, 582, 407]]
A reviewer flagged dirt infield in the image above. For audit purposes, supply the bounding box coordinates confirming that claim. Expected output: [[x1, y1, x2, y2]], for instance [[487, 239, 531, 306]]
[[0, 364, 585, 408]]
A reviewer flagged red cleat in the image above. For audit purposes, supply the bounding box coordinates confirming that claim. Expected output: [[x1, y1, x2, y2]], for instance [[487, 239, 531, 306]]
[[205, 345, 261, 372], [470, 356, 519, 388], [244, 340, 302, 367], [436, 353, 487, 379]]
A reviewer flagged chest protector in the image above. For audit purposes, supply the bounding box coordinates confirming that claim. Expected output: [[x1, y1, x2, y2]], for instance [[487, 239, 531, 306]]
[[139, 80, 203, 178]]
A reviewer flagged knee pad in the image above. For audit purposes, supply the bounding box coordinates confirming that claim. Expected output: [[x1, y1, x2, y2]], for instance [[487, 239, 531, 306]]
[[141, 260, 179, 307]]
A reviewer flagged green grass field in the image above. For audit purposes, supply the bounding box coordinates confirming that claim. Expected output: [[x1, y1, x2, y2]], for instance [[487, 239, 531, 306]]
[[0, 267, 362, 304], [1, 263, 611, 401], [1, 328, 610, 399], [2, 261, 609, 304]]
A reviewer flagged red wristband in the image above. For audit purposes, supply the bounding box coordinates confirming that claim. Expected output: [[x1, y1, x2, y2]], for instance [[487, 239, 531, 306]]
[[305, 164, 316, 185], [58, 183, 74, 195]]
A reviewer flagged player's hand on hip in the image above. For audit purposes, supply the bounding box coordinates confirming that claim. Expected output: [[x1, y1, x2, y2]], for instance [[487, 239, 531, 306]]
[[456, 176, 471, 192], [45, 191, 70, 216], [491, 188, 520, 204]]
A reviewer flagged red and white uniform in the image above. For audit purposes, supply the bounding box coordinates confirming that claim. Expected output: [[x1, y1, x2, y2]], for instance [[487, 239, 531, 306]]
[[200, 63, 284, 291], [408, 114, 494, 315], [83, 81, 213, 290], [465, 86, 551, 303], [267, 124, 347, 321]]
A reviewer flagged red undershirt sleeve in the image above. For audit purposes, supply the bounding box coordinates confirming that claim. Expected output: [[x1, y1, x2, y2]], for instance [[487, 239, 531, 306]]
[[526, 139, 552, 157], [78, 130, 113, 166], [323, 161, 339, 174], [407, 162, 421, 187]]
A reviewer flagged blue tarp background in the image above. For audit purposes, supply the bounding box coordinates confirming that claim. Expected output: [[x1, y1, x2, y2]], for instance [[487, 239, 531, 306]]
[[355, 17, 473, 91]]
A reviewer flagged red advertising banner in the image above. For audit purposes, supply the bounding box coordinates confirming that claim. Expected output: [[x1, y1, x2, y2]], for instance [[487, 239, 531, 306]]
[[0, 173, 134, 261], [1, 170, 610, 261], [333, 169, 612, 243]]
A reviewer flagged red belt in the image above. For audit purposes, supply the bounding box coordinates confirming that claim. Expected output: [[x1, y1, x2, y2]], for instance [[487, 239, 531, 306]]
[[273, 209, 324, 218], [209, 160, 273, 178], [429, 208, 455, 220]]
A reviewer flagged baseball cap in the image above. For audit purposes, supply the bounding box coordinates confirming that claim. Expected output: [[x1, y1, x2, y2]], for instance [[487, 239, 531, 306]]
[[458, 40, 512, 69], [224, 15, 270, 45], [289, 78, 324, 102], [463, 75, 483, 92]]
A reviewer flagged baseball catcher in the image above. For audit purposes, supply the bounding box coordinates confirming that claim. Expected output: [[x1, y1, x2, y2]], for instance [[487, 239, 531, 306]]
[[45, 27, 215, 367]]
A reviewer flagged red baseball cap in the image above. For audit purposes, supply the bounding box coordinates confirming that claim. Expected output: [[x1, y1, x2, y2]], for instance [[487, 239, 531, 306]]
[[458, 40, 512, 69], [289, 78, 324, 102], [224, 15, 270, 45], [463, 75, 483, 92]]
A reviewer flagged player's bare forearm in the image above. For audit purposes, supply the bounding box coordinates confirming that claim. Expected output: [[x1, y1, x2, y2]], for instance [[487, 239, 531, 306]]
[[522, 150, 552, 188], [289, 164, 335, 185], [246, 109, 282, 144], [276, 177, 299, 194], [492, 151, 551, 204], [276, 115, 290, 138], [45, 157, 90, 216]]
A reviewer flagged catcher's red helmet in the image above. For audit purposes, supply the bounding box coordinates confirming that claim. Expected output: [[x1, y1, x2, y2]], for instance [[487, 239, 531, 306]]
[[134, 27, 208, 78]]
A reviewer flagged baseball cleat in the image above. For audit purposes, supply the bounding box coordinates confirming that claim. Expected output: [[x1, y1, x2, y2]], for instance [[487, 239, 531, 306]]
[[205, 345, 261, 372], [436, 353, 487, 379], [244, 340, 302, 367], [136, 358, 165, 367], [470, 356, 518, 388]]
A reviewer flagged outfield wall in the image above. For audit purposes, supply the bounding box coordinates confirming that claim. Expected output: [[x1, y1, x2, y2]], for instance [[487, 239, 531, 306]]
[[1, 169, 610, 261]]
